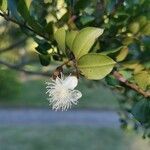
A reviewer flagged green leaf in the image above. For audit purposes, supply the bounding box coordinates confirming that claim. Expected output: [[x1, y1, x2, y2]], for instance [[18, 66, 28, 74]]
[[141, 21, 150, 36], [17, 0, 30, 20], [78, 53, 116, 80], [38, 54, 51, 66], [134, 71, 150, 90], [74, 0, 91, 10], [72, 27, 104, 59], [0, 0, 7, 12], [80, 16, 95, 25], [118, 70, 132, 80], [44, 22, 53, 35], [134, 64, 144, 74], [105, 75, 119, 86], [54, 27, 66, 54], [66, 30, 78, 50], [17, 0, 43, 33], [136, 16, 147, 28], [116, 47, 128, 62], [132, 100, 150, 123], [122, 61, 139, 69], [128, 22, 140, 34], [101, 47, 123, 55], [25, 0, 32, 10], [122, 37, 134, 46]]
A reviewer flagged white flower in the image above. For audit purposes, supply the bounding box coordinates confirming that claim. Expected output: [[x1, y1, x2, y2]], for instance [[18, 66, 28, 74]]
[[45, 74, 82, 111]]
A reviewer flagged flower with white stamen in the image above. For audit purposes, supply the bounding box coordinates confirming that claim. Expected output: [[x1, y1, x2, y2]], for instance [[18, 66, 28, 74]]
[[45, 74, 82, 111]]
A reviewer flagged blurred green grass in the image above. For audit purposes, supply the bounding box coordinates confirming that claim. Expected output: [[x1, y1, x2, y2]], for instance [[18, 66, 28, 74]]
[[0, 77, 119, 109], [0, 126, 149, 150]]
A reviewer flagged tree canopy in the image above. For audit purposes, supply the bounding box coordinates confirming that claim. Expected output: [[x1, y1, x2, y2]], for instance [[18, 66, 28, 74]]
[[0, 0, 150, 138]]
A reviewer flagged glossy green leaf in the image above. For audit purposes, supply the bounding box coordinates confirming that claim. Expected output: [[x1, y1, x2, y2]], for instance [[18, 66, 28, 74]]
[[116, 47, 128, 62], [101, 47, 123, 55], [78, 53, 116, 80], [54, 27, 66, 53], [66, 30, 78, 50], [134, 71, 150, 90], [25, 0, 32, 9], [0, 0, 7, 12], [72, 27, 104, 59]]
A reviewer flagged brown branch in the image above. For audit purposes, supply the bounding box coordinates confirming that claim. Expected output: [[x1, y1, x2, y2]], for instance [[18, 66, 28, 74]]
[[73, 59, 80, 79], [67, 15, 77, 26], [0, 12, 49, 41], [0, 60, 51, 77], [0, 37, 27, 54], [113, 71, 150, 98]]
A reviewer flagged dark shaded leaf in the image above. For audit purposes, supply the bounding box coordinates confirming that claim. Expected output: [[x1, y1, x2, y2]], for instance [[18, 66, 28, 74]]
[[132, 100, 150, 124], [35, 42, 51, 55], [38, 54, 51, 66]]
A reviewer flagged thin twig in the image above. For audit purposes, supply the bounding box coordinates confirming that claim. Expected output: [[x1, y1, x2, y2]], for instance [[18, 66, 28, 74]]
[[59, 59, 71, 68], [0, 12, 49, 41], [73, 59, 80, 79], [0, 37, 27, 54], [0, 60, 51, 77], [113, 71, 150, 98]]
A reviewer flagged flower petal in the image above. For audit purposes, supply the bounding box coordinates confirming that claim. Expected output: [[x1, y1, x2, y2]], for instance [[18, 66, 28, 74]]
[[70, 90, 82, 101], [55, 76, 63, 85], [63, 76, 78, 89]]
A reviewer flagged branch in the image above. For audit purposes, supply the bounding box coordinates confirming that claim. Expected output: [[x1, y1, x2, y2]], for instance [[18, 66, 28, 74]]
[[0, 60, 51, 77], [0, 37, 27, 54], [113, 71, 150, 98], [0, 12, 49, 41]]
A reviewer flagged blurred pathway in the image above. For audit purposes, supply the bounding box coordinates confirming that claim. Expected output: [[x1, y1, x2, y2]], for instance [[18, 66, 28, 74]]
[[0, 109, 120, 128]]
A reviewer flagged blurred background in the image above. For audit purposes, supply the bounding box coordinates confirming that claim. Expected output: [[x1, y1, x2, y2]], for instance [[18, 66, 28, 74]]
[[0, 0, 150, 150], [0, 19, 150, 150]]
